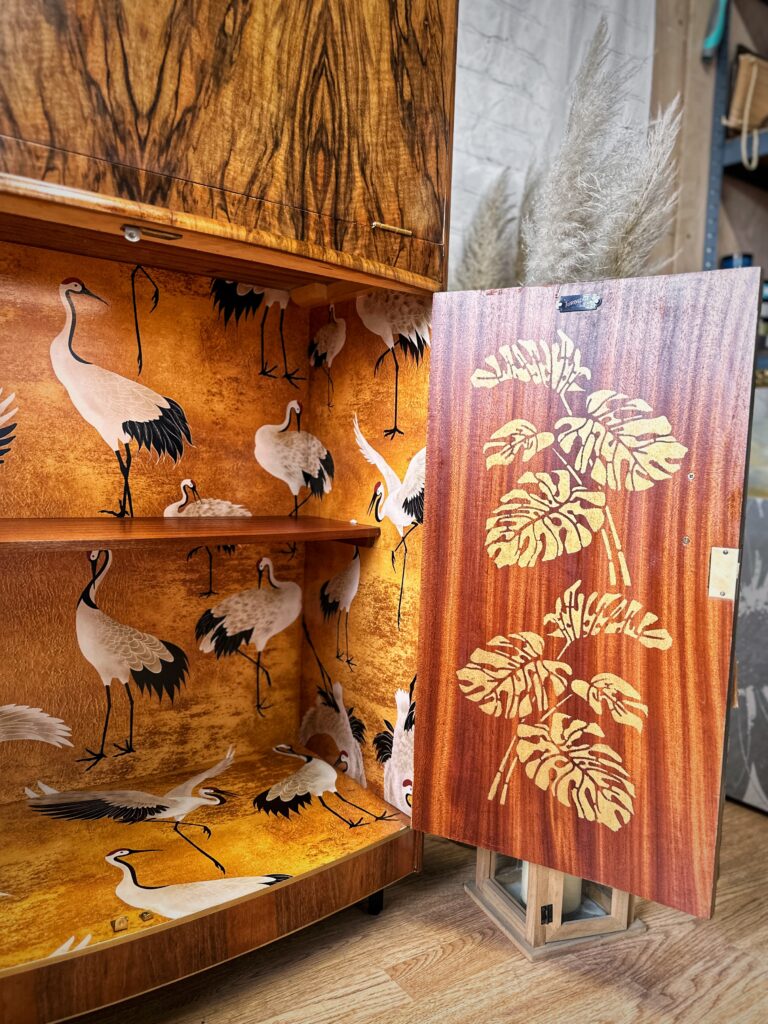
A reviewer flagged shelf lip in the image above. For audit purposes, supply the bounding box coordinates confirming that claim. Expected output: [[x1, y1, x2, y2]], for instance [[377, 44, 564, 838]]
[[0, 516, 380, 550], [0, 173, 440, 295]]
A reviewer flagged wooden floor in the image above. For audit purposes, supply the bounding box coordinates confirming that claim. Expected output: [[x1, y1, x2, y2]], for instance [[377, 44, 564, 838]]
[[75, 801, 767, 1024]]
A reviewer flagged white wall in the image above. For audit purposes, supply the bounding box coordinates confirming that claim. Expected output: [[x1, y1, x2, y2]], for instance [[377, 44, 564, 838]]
[[449, 0, 657, 269]]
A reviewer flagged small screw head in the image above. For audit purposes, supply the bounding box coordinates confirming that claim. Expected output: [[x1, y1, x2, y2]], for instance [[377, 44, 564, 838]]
[[688, 473, 695, 481], [123, 225, 142, 243], [720, 591, 726, 597], [682, 536, 691, 545]]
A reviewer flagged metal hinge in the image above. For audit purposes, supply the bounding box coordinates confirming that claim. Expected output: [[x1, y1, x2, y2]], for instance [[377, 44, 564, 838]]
[[540, 903, 554, 925], [708, 547, 741, 600]]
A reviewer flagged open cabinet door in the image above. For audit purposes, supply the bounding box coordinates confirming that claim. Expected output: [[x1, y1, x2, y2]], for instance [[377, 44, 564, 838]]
[[413, 270, 759, 918]]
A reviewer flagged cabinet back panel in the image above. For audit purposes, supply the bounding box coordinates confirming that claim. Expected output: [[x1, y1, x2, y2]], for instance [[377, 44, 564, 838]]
[[413, 271, 758, 918], [0, 240, 311, 795]]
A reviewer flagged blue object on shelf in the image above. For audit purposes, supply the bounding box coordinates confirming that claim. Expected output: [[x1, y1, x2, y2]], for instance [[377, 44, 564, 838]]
[[721, 253, 754, 268]]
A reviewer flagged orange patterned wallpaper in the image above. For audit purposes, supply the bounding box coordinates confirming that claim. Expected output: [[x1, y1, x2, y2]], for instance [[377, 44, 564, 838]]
[[300, 295, 430, 812], [0, 241, 428, 972]]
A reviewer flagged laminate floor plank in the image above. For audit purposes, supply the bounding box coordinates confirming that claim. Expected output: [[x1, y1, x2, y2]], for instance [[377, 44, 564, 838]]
[[72, 802, 768, 1024]]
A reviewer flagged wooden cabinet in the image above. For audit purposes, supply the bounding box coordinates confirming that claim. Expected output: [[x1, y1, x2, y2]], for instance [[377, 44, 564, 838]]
[[0, 0, 456, 287]]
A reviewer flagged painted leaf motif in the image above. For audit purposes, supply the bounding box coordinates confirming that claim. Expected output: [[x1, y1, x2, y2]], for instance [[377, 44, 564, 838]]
[[483, 419, 555, 469], [571, 673, 648, 732], [470, 330, 591, 403], [556, 389, 688, 491], [543, 579, 672, 653], [486, 471, 605, 569], [457, 632, 572, 719], [516, 713, 635, 831]]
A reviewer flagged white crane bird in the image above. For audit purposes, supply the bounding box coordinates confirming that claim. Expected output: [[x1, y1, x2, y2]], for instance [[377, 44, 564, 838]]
[[299, 681, 367, 787], [77, 549, 190, 769], [374, 679, 416, 816], [51, 278, 192, 517], [105, 848, 291, 920], [255, 400, 334, 519], [0, 704, 72, 747], [0, 387, 17, 464], [210, 279, 303, 386], [353, 414, 425, 627], [356, 290, 431, 438], [164, 478, 252, 596], [319, 546, 360, 667], [196, 557, 301, 716], [254, 745, 394, 828], [26, 746, 236, 874], [308, 304, 347, 407]]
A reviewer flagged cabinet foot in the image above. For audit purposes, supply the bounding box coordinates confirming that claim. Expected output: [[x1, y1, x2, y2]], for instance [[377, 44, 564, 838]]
[[359, 889, 384, 915]]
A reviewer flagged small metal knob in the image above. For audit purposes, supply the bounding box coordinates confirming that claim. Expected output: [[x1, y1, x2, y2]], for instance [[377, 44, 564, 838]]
[[123, 225, 142, 243]]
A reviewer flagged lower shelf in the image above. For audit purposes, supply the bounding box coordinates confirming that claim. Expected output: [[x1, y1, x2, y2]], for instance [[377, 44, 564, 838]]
[[0, 748, 416, 1023]]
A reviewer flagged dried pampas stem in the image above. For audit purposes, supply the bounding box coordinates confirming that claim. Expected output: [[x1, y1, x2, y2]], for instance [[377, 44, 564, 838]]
[[520, 17, 680, 285], [451, 169, 516, 291]]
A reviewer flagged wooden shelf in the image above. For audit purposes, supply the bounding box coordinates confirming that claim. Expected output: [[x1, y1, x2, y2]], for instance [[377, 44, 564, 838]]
[[0, 745, 413, 1016], [0, 516, 379, 552], [0, 175, 439, 304]]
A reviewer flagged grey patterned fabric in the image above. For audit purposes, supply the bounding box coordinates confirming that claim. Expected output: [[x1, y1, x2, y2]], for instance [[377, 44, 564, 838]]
[[727, 498, 768, 812]]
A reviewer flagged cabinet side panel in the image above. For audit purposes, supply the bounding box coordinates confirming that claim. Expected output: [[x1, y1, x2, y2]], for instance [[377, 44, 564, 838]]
[[298, 297, 430, 815], [413, 271, 758, 918]]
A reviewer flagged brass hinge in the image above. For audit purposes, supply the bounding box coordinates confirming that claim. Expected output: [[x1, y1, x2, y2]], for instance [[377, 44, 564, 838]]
[[371, 221, 413, 237], [708, 547, 740, 600]]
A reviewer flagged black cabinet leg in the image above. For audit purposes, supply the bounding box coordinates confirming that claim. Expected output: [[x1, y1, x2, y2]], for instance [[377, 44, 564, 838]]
[[358, 888, 384, 915]]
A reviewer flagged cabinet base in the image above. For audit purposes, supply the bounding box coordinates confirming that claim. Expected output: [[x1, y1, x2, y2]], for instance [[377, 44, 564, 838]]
[[0, 829, 419, 1024]]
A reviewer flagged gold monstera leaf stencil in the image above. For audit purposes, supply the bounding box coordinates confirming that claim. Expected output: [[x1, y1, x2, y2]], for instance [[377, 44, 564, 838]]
[[486, 470, 606, 569], [556, 389, 688, 491], [544, 580, 672, 655], [516, 713, 635, 832], [470, 331, 591, 411], [457, 631, 572, 720], [571, 673, 648, 732], [483, 419, 555, 469]]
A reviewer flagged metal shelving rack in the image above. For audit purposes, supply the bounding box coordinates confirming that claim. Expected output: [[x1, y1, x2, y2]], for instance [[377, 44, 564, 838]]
[[703, 0, 768, 374]]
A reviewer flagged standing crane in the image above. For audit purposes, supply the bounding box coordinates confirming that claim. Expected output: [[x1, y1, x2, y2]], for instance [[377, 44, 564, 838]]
[[77, 549, 190, 769], [105, 848, 290, 920], [51, 278, 192, 517], [196, 557, 301, 716], [353, 414, 425, 627], [26, 747, 236, 874], [0, 704, 72, 747], [373, 678, 416, 815], [299, 681, 367, 787], [253, 745, 394, 828], [319, 546, 360, 668], [0, 386, 17, 464], [164, 478, 252, 596], [356, 290, 431, 438], [210, 279, 303, 386], [255, 400, 334, 518], [308, 304, 347, 407]]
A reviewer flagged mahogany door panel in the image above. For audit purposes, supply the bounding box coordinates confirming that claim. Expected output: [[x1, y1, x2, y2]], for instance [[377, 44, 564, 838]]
[[413, 270, 759, 918]]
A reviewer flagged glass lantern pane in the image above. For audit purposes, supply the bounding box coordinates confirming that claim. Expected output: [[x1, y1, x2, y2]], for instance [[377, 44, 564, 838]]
[[493, 853, 526, 907], [563, 878, 610, 922]]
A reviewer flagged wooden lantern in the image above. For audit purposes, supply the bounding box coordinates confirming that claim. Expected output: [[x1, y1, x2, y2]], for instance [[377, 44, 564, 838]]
[[466, 849, 646, 960]]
